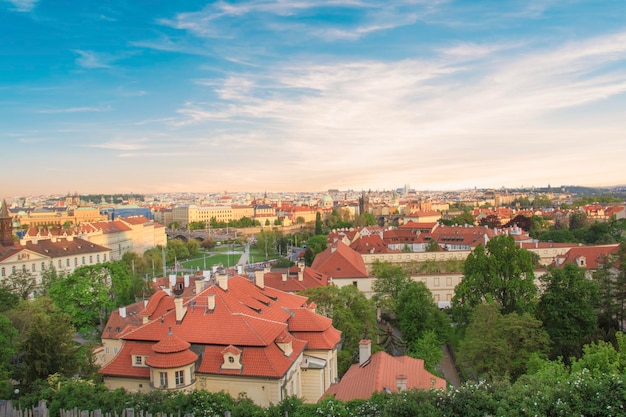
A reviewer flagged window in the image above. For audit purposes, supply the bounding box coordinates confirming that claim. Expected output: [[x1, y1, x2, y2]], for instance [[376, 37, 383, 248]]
[[103, 254, 107, 262], [159, 372, 168, 388], [1, 267, 4, 277], [105, 347, 109, 354], [12, 266, 16, 274], [66, 258, 70, 267], [113, 347, 119, 355], [175, 370, 184, 386], [74, 257, 78, 266], [352, 281, 358, 288], [89, 255, 93, 264], [228, 356, 235, 363], [41, 262, 45, 271], [58, 259, 62, 268], [82, 256, 85, 265], [32, 264, 36, 272], [97, 254, 100, 263], [134, 356, 143, 366], [434, 278, 440, 287]]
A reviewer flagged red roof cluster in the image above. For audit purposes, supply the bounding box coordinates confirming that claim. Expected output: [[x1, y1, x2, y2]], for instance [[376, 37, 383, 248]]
[[101, 275, 341, 380]]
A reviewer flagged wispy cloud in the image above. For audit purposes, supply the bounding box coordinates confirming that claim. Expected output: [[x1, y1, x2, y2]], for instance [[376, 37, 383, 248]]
[[38, 105, 111, 114], [167, 28, 626, 189], [86, 139, 149, 151], [74, 50, 114, 69], [4, 0, 37, 12], [160, 0, 438, 41]]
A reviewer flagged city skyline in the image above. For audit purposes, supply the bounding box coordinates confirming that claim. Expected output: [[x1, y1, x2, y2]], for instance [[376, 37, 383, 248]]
[[3, 1, 626, 198]]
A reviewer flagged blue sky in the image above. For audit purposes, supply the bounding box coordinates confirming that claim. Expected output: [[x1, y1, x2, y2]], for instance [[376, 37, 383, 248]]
[[3, 0, 626, 198]]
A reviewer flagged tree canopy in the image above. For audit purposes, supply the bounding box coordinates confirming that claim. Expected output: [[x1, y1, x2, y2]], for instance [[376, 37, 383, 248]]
[[537, 263, 599, 361], [452, 235, 537, 324]]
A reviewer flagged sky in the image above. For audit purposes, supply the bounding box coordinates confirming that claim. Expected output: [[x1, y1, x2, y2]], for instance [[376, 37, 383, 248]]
[[2, 0, 626, 198]]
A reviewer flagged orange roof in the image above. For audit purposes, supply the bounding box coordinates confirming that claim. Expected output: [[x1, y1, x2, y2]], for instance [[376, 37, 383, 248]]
[[556, 244, 620, 269], [263, 267, 329, 292], [101, 275, 340, 381], [121, 216, 151, 225], [311, 241, 369, 279], [324, 351, 446, 401]]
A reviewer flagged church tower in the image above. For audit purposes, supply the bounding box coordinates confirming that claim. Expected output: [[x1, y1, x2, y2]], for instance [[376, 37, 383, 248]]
[[0, 200, 14, 247]]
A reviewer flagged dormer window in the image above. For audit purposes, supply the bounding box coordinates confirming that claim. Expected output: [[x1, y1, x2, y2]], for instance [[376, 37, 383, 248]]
[[221, 345, 242, 370]]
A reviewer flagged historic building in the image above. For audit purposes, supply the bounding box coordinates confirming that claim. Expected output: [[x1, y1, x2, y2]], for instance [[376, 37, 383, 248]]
[[0, 200, 111, 292], [99, 273, 341, 406]]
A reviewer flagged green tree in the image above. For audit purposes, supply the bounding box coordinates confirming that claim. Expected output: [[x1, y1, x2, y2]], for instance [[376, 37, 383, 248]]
[[459, 303, 550, 381], [0, 283, 19, 312], [425, 239, 440, 252], [397, 281, 450, 347], [304, 234, 328, 259], [12, 298, 79, 387], [372, 260, 412, 313], [452, 235, 537, 325], [315, 212, 323, 235], [0, 313, 18, 395], [49, 264, 122, 330], [569, 210, 588, 230], [4, 270, 38, 300], [299, 285, 378, 376], [166, 238, 190, 262], [187, 238, 200, 257], [38, 266, 65, 297], [537, 264, 599, 361], [410, 330, 444, 374]]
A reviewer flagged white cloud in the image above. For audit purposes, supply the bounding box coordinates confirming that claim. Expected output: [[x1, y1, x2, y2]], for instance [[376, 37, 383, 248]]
[[86, 139, 150, 151], [4, 0, 37, 12], [74, 50, 113, 69], [166, 28, 626, 190], [38, 105, 111, 114]]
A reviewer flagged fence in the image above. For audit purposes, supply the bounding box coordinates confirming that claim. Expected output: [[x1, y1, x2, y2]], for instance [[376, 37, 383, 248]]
[[0, 402, 202, 417]]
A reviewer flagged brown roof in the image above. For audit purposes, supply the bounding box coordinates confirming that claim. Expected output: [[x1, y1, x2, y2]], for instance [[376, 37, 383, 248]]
[[556, 244, 620, 269], [24, 237, 110, 257]]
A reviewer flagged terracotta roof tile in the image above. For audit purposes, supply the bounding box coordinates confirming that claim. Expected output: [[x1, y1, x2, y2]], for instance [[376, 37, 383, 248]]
[[325, 351, 445, 401]]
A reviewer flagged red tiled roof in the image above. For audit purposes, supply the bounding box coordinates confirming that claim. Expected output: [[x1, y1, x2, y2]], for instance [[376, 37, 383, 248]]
[[100, 341, 153, 378], [350, 235, 396, 254], [324, 351, 446, 401], [197, 339, 307, 378], [556, 244, 620, 269], [101, 275, 339, 381], [311, 241, 369, 279]]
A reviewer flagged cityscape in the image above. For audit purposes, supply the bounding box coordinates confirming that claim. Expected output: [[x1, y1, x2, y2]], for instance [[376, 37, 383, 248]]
[[3, 0, 626, 415]]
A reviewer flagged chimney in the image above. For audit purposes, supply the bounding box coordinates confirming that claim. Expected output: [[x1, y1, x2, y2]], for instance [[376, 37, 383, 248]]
[[282, 273, 287, 282], [207, 294, 216, 310], [195, 278, 204, 294], [254, 270, 265, 289], [297, 261, 305, 271], [298, 270, 304, 282], [174, 296, 187, 323], [119, 306, 127, 318], [217, 273, 228, 291], [169, 274, 176, 289], [183, 274, 190, 288], [359, 340, 371, 365]]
